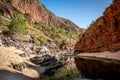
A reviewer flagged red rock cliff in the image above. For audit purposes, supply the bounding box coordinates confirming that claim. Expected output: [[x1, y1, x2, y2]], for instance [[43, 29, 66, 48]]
[[11, 0, 51, 24], [75, 0, 120, 52], [10, 0, 81, 32]]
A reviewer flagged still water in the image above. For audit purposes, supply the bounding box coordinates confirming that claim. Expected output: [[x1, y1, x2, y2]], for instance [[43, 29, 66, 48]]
[[39, 63, 92, 80]]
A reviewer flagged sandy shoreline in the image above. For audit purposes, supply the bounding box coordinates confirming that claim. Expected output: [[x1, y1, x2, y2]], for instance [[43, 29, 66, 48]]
[[77, 51, 120, 60]]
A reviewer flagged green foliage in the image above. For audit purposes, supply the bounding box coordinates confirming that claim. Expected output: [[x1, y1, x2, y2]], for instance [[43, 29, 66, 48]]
[[35, 23, 79, 45], [27, 21, 80, 46], [8, 13, 27, 35], [35, 39, 41, 46]]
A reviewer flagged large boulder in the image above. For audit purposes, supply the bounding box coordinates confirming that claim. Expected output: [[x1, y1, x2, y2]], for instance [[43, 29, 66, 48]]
[[30, 54, 64, 75]]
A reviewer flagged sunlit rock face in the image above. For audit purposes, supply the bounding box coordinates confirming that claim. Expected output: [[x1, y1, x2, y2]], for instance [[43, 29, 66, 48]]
[[11, 0, 53, 24], [10, 0, 81, 32], [75, 0, 120, 53]]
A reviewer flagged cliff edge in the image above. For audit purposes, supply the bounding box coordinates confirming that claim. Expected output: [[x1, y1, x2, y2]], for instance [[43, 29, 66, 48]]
[[75, 0, 120, 52]]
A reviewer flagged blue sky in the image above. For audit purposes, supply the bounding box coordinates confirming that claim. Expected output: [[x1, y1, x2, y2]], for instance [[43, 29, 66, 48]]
[[40, 0, 112, 29]]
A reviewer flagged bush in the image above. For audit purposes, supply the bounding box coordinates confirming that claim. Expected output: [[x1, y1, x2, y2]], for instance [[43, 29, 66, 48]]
[[34, 23, 80, 46], [8, 13, 27, 35], [35, 39, 41, 46]]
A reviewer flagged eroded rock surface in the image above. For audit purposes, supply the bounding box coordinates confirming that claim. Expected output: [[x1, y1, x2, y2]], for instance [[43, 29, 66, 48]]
[[75, 0, 120, 52], [10, 0, 81, 32]]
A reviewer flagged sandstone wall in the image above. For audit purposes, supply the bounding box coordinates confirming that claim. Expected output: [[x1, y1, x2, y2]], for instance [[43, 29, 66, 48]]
[[75, 0, 120, 52]]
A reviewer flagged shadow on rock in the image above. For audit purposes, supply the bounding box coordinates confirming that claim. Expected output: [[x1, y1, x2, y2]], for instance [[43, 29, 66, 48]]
[[30, 54, 64, 76]]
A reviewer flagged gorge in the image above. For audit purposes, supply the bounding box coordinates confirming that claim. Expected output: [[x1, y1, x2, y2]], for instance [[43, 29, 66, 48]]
[[74, 0, 120, 79], [0, 0, 120, 80]]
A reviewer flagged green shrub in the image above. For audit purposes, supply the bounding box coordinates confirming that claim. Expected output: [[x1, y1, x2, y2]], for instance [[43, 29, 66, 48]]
[[35, 39, 41, 46], [33, 22, 80, 46], [8, 13, 27, 35]]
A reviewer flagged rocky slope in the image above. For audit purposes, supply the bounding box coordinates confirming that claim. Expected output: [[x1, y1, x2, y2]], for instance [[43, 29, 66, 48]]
[[75, 0, 120, 52], [0, 46, 64, 80], [10, 0, 81, 32], [0, 0, 83, 52]]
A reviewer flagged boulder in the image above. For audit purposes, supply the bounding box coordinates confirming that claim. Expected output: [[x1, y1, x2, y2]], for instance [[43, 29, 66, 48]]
[[30, 54, 64, 75], [0, 39, 3, 46], [33, 46, 50, 55], [19, 53, 30, 58]]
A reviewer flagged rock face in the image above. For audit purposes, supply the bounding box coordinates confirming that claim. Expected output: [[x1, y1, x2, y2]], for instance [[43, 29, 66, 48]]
[[75, 0, 120, 52], [10, 0, 81, 32]]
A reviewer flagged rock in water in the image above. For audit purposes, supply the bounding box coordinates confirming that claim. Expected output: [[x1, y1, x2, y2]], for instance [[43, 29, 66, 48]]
[[30, 54, 64, 75]]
